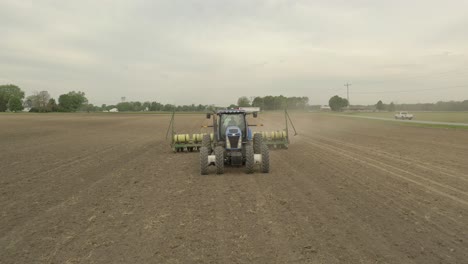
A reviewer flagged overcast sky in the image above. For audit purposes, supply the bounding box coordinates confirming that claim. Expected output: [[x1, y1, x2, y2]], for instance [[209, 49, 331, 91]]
[[1, 0, 467, 106]]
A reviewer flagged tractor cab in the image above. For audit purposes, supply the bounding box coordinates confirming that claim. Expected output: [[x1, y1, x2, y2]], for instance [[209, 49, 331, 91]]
[[206, 110, 252, 142], [219, 111, 248, 138], [217, 111, 250, 150]]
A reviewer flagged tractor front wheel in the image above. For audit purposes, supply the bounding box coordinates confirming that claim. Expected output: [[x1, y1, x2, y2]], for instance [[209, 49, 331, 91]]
[[261, 143, 270, 173], [200, 147, 209, 175], [214, 146, 224, 174], [202, 134, 211, 152], [245, 145, 254, 174], [253, 133, 263, 154]]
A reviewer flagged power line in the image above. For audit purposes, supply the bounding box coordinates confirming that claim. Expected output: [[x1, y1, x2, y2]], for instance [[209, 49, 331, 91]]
[[353, 69, 468, 86], [351, 85, 467, 94]]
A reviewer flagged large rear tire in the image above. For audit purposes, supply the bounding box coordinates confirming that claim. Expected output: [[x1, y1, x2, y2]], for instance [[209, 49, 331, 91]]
[[214, 146, 224, 174], [202, 134, 211, 152], [200, 147, 209, 175], [253, 133, 263, 154], [261, 143, 270, 173], [245, 145, 254, 174]]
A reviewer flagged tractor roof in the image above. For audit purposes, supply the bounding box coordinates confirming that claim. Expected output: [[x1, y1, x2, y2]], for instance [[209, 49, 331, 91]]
[[217, 109, 246, 115]]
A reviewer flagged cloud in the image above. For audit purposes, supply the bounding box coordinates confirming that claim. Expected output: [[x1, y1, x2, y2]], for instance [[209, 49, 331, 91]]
[[0, 0, 467, 105]]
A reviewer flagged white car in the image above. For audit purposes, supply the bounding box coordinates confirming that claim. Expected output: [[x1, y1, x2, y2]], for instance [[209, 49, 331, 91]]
[[395, 112, 414, 120]]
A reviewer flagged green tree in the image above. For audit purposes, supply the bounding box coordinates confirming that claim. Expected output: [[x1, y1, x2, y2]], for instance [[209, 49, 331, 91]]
[[47, 98, 59, 112], [388, 102, 395, 112], [106, 105, 117, 111], [263, 96, 275, 110], [0, 84, 25, 112], [8, 97, 23, 112], [27, 91, 51, 112], [328, 95, 349, 111], [116, 102, 132, 111], [249, 95, 307, 110], [142, 101, 151, 111], [133, 101, 142, 111], [150, 101, 163, 111], [58, 91, 88, 112], [252, 97, 264, 109], [376, 100, 385, 111], [83, 104, 95, 112], [273, 95, 287, 110], [237, 96, 251, 107], [163, 104, 175, 111]]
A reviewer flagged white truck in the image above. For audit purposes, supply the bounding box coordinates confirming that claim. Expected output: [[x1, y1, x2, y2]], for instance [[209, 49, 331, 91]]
[[394, 111, 414, 120]]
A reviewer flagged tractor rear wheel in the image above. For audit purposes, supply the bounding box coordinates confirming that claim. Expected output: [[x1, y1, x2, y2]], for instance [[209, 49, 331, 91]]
[[253, 133, 263, 154], [200, 147, 209, 175], [202, 134, 211, 152], [245, 145, 254, 174], [214, 146, 224, 174], [261, 143, 270, 173]]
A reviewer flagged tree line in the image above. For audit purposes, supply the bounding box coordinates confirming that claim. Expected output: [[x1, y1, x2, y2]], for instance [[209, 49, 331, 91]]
[[110, 102, 209, 112], [374, 100, 468, 112], [0, 84, 211, 113], [0, 84, 88, 112], [2, 84, 311, 113], [236, 96, 309, 110], [326, 95, 468, 112]]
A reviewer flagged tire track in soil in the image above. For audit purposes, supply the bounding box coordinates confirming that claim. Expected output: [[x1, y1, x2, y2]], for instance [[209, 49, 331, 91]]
[[141, 165, 225, 263], [247, 174, 306, 263], [297, 133, 468, 218], [310, 134, 468, 183], [301, 137, 468, 206], [0, 138, 160, 263], [0, 117, 151, 172], [291, 114, 468, 173], [296, 137, 468, 233], [2, 121, 150, 185], [67, 138, 182, 264], [0, 135, 156, 232], [267, 150, 403, 263], [250, 172, 341, 263], [136, 118, 224, 263], [287, 136, 467, 263], [210, 172, 297, 263], [0, 137, 151, 222]]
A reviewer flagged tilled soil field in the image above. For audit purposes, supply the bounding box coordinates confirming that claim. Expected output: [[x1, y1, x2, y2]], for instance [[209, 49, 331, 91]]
[[1, 113, 467, 264]]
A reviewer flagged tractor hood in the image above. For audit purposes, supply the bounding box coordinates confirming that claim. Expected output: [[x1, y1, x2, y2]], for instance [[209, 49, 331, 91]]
[[225, 126, 242, 150]]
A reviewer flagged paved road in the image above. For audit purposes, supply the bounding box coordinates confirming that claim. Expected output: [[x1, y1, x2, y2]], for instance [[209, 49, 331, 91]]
[[339, 115, 468, 126]]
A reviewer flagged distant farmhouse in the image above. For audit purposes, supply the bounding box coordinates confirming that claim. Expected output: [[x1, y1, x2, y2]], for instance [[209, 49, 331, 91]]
[[320, 105, 331, 111]]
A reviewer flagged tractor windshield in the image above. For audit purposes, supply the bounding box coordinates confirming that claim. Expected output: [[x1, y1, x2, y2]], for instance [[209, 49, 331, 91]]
[[219, 114, 246, 138]]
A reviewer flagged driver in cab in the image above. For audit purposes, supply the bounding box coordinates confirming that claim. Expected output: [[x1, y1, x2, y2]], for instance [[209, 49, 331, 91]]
[[222, 115, 238, 135], [225, 116, 237, 127]]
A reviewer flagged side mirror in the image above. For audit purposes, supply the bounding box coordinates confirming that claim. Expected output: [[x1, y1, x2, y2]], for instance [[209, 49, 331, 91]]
[[253, 112, 258, 118], [206, 113, 211, 119]]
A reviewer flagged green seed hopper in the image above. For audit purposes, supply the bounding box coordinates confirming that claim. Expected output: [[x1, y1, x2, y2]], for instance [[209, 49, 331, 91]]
[[253, 110, 297, 149], [166, 112, 215, 152]]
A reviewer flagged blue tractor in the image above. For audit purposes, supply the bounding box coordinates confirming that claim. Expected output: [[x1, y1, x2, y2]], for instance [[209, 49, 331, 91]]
[[200, 109, 269, 175]]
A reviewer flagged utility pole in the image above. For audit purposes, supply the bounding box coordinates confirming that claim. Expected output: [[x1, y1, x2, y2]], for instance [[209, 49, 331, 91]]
[[344, 83, 351, 106]]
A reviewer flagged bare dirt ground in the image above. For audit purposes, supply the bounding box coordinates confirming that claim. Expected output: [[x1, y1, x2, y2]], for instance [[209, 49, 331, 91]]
[[1, 113, 467, 264]]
